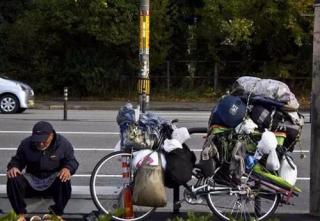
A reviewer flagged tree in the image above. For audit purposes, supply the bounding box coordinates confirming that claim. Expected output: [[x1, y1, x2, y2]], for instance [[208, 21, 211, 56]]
[[197, 0, 313, 85]]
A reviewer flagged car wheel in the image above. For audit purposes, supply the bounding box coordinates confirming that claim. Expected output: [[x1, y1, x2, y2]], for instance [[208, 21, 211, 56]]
[[0, 94, 20, 113]]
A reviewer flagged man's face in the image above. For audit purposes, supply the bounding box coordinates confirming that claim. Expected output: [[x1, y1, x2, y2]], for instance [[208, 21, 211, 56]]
[[34, 133, 54, 150]]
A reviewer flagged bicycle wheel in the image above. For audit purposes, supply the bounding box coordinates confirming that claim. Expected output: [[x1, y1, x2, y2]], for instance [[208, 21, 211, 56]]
[[206, 176, 280, 221], [90, 151, 156, 221]]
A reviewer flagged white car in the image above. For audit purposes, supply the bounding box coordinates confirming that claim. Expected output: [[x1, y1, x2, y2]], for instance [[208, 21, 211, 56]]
[[0, 76, 34, 113]]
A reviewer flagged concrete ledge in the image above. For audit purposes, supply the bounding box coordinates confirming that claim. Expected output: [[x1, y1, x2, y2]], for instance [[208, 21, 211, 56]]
[[0, 185, 93, 199]]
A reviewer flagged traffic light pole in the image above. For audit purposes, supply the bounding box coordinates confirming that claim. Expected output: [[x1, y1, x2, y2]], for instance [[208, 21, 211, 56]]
[[310, 0, 320, 216], [138, 0, 150, 113]]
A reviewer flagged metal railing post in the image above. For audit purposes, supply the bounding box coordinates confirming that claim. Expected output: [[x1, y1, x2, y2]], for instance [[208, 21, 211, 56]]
[[63, 87, 68, 121]]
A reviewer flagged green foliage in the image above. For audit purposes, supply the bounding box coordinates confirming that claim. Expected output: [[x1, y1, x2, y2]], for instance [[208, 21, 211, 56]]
[[168, 212, 213, 221], [0, 0, 314, 97], [0, 211, 18, 221], [197, 0, 313, 82], [167, 212, 281, 221], [96, 208, 124, 221]]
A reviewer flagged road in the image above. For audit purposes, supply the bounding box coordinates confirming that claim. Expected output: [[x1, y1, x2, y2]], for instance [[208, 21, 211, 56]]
[[0, 109, 311, 215]]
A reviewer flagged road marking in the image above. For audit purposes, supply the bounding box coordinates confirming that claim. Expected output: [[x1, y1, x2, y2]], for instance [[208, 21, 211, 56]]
[[0, 173, 311, 180], [0, 147, 116, 151], [297, 177, 310, 180], [0, 147, 310, 154], [0, 131, 119, 135]]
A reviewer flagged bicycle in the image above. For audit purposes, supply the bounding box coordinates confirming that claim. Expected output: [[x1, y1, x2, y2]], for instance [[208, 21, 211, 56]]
[[90, 123, 300, 221]]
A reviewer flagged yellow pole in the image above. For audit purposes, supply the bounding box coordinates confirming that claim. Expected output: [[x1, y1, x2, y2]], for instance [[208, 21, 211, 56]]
[[138, 0, 150, 112]]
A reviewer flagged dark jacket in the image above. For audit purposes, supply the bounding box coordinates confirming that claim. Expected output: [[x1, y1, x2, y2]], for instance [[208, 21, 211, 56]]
[[7, 133, 79, 179]]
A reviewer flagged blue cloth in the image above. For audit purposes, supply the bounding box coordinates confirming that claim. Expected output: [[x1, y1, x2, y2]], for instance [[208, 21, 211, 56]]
[[24, 172, 58, 191]]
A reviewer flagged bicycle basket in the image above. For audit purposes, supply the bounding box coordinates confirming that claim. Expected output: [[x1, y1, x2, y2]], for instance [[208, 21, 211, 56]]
[[123, 124, 159, 150]]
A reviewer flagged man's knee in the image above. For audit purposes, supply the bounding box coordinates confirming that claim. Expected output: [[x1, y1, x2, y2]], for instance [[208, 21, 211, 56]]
[[7, 175, 26, 187], [51, 179, 72, 194]]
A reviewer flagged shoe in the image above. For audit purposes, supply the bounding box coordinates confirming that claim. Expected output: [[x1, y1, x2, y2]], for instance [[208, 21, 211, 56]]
[[42, 214, 53, 220], [30, 215, 42, 221], [16, 215, 26, 221]]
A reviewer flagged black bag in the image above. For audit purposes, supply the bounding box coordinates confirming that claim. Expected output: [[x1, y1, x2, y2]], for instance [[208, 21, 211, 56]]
[[164, 144, 196, 188], [277, 121, 302, 152], [250, 105, 285, 130]]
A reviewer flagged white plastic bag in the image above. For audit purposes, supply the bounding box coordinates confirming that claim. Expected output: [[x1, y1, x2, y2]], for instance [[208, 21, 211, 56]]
[[163, 139, 183, 153], [172, 127, 190, 143], [132, 150, 166, 170], [266, 150, 280, 171], [235, 118, 258, 134], [279, 155, 297, 186], [254, 130, 278, 160], [114, 140, 121, 152]]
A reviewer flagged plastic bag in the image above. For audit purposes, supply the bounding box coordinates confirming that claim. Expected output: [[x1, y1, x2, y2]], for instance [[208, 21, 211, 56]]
[[163, 139, 183, 153], [254, 130, 278, 160], [266, 150, 280, 171], [279, 155, 297, 185], [132, 149, 166, 170], [172, 127, 190, 143]]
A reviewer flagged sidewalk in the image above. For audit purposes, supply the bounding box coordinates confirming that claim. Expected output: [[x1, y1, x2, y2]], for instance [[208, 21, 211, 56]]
[[34, 100, 214, 111], [70, 211, 320, 221]]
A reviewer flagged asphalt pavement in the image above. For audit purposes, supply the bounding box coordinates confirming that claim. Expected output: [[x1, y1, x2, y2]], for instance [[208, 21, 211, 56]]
[[2, 100, 318, 221]]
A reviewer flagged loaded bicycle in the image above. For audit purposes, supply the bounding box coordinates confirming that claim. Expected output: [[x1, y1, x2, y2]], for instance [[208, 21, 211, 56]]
[[89, 104, 301, 221]]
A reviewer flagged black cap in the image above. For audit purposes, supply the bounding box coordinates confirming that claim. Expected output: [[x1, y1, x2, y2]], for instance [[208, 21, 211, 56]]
[[31, 121, 54, 142]]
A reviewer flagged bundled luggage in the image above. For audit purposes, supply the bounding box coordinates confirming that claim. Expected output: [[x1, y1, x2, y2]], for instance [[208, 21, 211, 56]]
[[117, 103, 196, 207], [203, 76, 303, 189]]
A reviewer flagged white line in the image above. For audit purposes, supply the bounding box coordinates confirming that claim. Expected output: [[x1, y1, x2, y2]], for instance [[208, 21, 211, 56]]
[[293, 150, 309, 153], [0, 148, 200, 151], [297, 177, 310, 180], [0, 148, 115, 151], [0, 148, 310, 153], [0, 131, 119, 135], [0, 173, 311, 180]]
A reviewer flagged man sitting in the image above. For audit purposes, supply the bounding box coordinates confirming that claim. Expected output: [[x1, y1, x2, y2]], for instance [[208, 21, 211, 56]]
[[6, 121, 79, 221]]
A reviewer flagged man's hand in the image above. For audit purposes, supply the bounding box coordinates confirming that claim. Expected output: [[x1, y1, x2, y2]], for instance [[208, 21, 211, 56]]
[[58, 168, 71, 182], [7, 167, 21, 178]]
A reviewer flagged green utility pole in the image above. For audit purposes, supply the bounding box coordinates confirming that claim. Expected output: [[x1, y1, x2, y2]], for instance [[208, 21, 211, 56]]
[[310, 0, 320, 216], [138, 0, 150, 113]]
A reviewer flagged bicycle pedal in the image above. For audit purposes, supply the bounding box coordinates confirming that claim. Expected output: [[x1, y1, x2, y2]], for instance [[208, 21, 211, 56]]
[[185, 197, 204, 205], [174, 199, 184, 206]]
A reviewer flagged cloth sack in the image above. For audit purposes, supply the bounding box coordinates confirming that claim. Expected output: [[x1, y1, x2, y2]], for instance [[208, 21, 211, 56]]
[[229, 141, 247, 181], [198, 133, 220, 177], [250, 105, 285, 130], [164, 144, 196, 188], [232, 76, 300, 110], [132, 152, 167, 207]]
